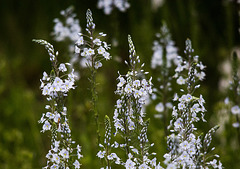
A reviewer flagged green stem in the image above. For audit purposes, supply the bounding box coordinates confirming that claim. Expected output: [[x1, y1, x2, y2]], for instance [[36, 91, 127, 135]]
[[90, 66, 101, 147], [162, 44, 169, 136]]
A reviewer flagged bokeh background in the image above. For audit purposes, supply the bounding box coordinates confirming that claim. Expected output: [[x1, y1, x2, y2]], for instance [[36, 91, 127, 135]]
[[0, 0, 240, 168]]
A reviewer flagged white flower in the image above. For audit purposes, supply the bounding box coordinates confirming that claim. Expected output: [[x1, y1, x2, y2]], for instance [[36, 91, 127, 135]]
[[64, 80, 74, 90], [139, 163, 148, 169], [198, 95, 205, 106], [76, 36, 84, 46], [117, 77, 126, 87], [59, 149, 69, 159], [176, 76, 186, 85], [51, 83, 60, 92], [185, 94, 192, 102], [107, 153, 114, 160], [166, 102, 173, 109], [125, 84, 132, 94], [224, 97, 229, 104], [42, 84, 51, 96], [81, 48, 88, 57], [232, 122, 240, 128], [131, 148, 138, 154], [39, 113, 46, 123], [172, 106, 178, 117], [114, 120, 123, 131], [103, 52, 111, 60], [133, 80, 141, 87], [97, 46, 106, 54], [94, 61, 102, 69], [155, 102, 164, 112], [42, 72, 49, 81], [125, 159, 136, 169], [173, 93, 179, 101], [45, 105, 50, 109], [180, 140, 190, 150], [54, 77, 63, 86], [110, 152, 118, 159], [59, 63, 67, 72], [52, 154, 60, 164], [93, 38, 101, 46], [46, 112, 55, 119], [188, 146, 196, 155], [231, 105, 240, 115], [50, 164, 59, 169], [178, 103, 185, 110], [54, 113, 61, 123], [103, 41, 110, 49], [134, 89, 141, 98], [175, 64, 184, 72], [141, 79, 148, 87], [128, 120, 135, 130], [209, 159, 218, 168], [86, 48, 95, 56], [43, 121, 51, 131], [191, 104, 201, 113], [166, 163, 176, 169], [97, 150, 105, 158], [54, 140, 60, 148], [196, 71, 205, 80], [75, 46, 80, 53], [73, 160, 81, 169], [116, 99, 122, 108], [174, 118, 182, 129]]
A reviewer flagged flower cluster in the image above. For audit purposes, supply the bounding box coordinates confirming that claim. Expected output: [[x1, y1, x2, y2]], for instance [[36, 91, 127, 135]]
[[228, 52, 240, 129], [51, 6, 82, 79], [151, 22, 178, 135], [97, 0, 130, 15], [111, 35, 161, 168], [97, 116, 121, 168], [52, 6, 81, 43], [40, 66, 75, 98], [75, 9, 111, 69], [34, 39, 82, 169], [151, 23, 178, 69], [164, 39, 222, 168]]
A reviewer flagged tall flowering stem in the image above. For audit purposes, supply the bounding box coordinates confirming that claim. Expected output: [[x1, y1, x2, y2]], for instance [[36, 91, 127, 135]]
[[52, 6, 82, 75], [229, 52, 240, 146], [34, 39, 82, 169], [75, 9, 112, 147], [111, 35, 161, 168], [151, 22, 178, 136], [164, 39, 222, 168], [97, 115, 121, 168]]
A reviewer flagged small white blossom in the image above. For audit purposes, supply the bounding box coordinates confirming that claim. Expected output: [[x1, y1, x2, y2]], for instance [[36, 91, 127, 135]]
[[125, 159, 136, 169], [97, 46, 106, 54], [97, 150, 106, 159], [231, 105, 240, 115], [95, 61, 103, 69], [176, 76, 186, 85], [43, 121, 51, 131], [73, 160, 81, 169], [155, 102, 164, 112], [59, 63, 67, 72], [59, 149, 69, 159]]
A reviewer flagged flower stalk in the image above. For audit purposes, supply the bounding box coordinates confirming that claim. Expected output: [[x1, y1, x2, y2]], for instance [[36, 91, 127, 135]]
[[75, 9, 112, 147], [34, 39, 82, 169]]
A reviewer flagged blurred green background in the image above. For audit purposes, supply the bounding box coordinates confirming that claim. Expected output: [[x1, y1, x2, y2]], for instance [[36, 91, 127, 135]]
[[0, 0, 240, 168]]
